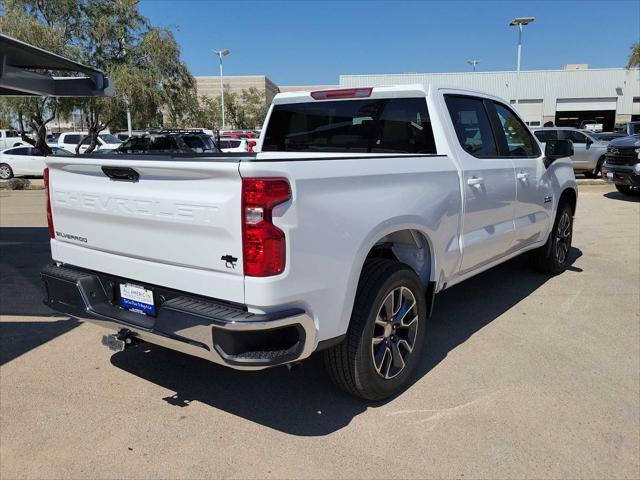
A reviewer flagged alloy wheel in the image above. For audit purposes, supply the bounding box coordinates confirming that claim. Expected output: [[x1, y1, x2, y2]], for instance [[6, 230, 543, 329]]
[[554, 211, 572, 264], [0, 165, 11, 179], [371, 286, 419, 379]]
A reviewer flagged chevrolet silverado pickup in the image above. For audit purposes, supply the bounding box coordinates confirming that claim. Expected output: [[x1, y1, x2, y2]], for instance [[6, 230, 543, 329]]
[[41, 85, 578, 400]]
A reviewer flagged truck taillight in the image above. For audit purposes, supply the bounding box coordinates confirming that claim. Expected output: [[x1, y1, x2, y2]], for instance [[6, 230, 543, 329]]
[[310, 87, 373, 100], [44, 167, 54, 239], [242, 178, 291, 277]]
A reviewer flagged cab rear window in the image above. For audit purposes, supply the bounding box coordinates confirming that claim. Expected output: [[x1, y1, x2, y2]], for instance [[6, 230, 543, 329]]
[[262, 97, 437, 154]]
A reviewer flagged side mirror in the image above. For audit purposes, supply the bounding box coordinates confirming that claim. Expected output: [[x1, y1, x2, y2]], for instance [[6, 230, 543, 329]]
[[544, 139, 574, 168]]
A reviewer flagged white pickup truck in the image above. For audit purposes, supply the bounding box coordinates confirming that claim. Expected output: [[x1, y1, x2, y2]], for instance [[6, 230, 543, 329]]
[[41, 85, 577, 400], [0, 129, 26, 149]]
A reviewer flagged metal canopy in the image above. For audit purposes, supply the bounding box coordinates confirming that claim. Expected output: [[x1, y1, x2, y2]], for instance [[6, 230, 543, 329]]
[[0, 33, 113, 96]]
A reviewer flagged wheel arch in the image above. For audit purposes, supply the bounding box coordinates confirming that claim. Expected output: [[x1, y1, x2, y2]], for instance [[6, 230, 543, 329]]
[[559, 187, 577, 214]]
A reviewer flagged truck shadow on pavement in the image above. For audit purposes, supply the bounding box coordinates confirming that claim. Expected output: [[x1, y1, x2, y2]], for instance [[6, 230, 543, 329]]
[[110, 247, 583, 436], [603, 191, 640, 202], [0, 227, 80, 365]]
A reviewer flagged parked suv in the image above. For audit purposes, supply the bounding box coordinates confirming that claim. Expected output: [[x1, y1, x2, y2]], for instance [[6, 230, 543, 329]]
[[601, 134, 640, 196], [533, 127, 608, 177], [112, 130, 219, 154]]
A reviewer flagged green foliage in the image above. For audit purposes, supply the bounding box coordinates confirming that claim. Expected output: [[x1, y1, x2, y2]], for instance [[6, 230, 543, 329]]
[[627, 43, 640, 69], [226, 87, 269, 130]]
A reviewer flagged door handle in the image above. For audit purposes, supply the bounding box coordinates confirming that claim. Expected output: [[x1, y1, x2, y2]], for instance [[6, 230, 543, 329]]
[[101, 166, 139, 182], [467, 176, 484, 187], [517, 172, 529, 181]]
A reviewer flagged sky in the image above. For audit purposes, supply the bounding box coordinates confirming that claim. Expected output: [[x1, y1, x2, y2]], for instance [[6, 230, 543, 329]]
[[139, 0, 640, 85]]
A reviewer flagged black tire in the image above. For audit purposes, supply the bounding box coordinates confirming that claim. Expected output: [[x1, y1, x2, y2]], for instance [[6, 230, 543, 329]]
[[529, 202, 574, 274], [323, 258, 427, 401], [615, 184, 639, 196], [0, 163, 13, 180], [584, 157, 605, 179]]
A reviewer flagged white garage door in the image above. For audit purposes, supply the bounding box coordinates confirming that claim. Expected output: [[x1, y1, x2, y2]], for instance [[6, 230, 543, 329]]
[[556, 98, 618, 111], [514, 100, 543, 126]]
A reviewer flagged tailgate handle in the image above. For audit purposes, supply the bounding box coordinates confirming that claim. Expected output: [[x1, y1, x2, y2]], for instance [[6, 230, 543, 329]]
[[101, 166, 139, 182]]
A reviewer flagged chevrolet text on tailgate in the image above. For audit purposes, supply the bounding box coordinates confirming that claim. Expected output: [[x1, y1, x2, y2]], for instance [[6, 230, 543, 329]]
[[42, 85, 578, 400]]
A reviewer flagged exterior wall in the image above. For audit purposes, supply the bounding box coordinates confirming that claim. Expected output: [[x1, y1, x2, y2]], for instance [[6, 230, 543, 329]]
[[278, 84, 338, 93], [195, 75, 277, 105], [340, 68, 640, 126]]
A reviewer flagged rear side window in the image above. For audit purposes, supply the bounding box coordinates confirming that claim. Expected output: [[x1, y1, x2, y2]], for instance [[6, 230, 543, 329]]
[[220, 140, 242, 149], [493, 102, 539, 157], [262, 97, 437, 154], [534, 130, 558, 142], [63, 135, 91, 145], [445, 96, 497, 157]]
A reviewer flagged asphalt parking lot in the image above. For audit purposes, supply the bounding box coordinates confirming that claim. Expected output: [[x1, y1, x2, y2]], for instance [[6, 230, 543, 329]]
[[1, 186, 638, 479]]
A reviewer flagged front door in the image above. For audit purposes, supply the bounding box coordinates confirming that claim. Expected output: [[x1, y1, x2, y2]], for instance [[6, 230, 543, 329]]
[[560, 130, 590, 170], [444, 95, 516, 274], [491, 102, 553, 249]]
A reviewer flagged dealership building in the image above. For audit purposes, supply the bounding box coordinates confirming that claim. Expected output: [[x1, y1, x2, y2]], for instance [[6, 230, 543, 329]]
[[195, 66, 640, 131], [339, 66, 640, 131]]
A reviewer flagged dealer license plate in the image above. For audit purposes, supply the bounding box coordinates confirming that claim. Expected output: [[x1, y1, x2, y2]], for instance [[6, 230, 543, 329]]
[[119, 283, 155, 316]]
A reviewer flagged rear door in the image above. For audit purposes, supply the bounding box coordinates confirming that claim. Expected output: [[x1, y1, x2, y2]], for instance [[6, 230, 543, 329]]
[[28, 148, 47, 175], [444, 94, 516, 274], [46, 156, 246, 302], [491, 101, 552, 249]]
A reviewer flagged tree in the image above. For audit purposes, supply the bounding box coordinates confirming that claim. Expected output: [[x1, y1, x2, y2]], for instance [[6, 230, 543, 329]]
[[627, 43, 640, 69], [221, 87, 268, 130]]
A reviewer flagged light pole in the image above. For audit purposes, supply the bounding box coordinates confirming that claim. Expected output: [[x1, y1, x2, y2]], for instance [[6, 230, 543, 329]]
[[213, 49, 230, 130], [467, 59, 480, 72], [509, 16, 534, 106], [125, 96, 132, 137]]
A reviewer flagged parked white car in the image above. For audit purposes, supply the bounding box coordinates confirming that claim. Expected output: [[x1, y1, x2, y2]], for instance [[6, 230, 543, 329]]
[[41, 85, 577, 400], [56, 132, 122, 153], [218, 137, 256, 152], [0, 129, 27, 149], [0, 145, 71, 179]]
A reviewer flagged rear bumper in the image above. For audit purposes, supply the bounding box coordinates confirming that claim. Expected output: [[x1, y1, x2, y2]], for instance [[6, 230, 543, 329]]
[[41, 263, 316, 369], [602, 163, 640, 186]]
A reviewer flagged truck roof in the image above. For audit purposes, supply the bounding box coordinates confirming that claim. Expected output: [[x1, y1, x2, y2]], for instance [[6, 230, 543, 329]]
[[272, 84, 430, 104], [272, 84, 509, 105]]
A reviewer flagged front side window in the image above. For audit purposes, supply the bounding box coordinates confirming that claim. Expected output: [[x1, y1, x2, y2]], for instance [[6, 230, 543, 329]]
[[493, 102, 539, 157], [445, 96, 497, 158], [262, 97, 437, 154], [5, 130, 19, 138], [534, 130, 558, 143], [562, 130, 587, 144]]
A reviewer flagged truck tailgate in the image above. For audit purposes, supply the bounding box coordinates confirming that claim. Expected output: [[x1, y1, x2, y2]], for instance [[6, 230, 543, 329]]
[[46, 156, 246, 303]]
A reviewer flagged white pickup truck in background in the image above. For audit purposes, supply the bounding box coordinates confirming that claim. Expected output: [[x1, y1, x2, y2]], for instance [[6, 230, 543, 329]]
[[0, 129, 27, 149], [41, 85, 577, 400]]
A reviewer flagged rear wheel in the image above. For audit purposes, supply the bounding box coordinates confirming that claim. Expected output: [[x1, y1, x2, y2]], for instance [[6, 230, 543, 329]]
[[529, 202, 574, 274], [323, 259, 427, 401], [0, 163, 13, 180]]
